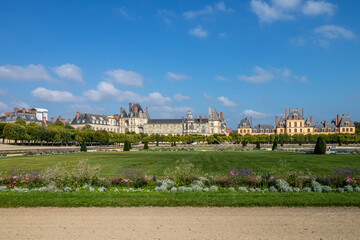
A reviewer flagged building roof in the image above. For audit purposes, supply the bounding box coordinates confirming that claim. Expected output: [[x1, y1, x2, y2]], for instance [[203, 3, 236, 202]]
[[287, 109, 304, 120], [71, 113, 109, 125], [253, 124, 274, 132], [314, 121, 337, 132], [339, 115, 355, 127], [238, 117, 251, 128], [148, 119, 183, 124], [0, 112, 40, 123]]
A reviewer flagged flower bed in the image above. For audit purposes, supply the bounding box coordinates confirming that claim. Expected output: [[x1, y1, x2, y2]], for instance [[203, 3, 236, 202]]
[[1, 160, 360, 194]]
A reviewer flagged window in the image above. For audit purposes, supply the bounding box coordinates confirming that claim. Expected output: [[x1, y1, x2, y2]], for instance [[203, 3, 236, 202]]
[[253, 129, 257, 133], [342, 128, 345, 132], [314, 129, 317, 132], [295, 129, 297, 133], [307, 129, 310, 132], [346, 128, 349, 132], [322, 128, 325, 132], [300, 122, 302, 127], [289, 122, 291, 127], [300, 129, 302, 133], [240, 130, 242, 133], [328, 128, 331, 132], [350, 128, 353, 132], [346, 122, 349, 127], [266, 129, 269, 133], [261, 129, 264, 133], [295, 122, 297, 127], [281, 129, 283, 133], [289, 129, 291, 133]]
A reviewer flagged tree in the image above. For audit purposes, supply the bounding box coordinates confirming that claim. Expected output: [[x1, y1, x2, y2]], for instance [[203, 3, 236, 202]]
[[80, 141, 87, 152], [143, 141, 149, 150], [0, 123, 7, 143], [314, 136, 327, 154], [272, 139, 278, 150], [123, 140, 131, 151], [256, 141, 261, 150]]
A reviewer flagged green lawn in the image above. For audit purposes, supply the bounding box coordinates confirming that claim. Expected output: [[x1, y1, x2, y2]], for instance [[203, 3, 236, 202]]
[[0, 151, 359, 177], [1, 192, 359, 207]]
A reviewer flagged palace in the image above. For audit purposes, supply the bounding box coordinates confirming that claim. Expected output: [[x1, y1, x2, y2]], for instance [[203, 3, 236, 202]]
[[238, 108, 356, 136], [70, 103, 227, 136]]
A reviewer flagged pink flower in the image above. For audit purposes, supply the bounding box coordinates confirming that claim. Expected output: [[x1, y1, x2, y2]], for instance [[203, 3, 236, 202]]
[[230, 172, 235, 176], [13, 176, 17, 179], [20, 181, 23, 183], [13, 181, 16, 183]]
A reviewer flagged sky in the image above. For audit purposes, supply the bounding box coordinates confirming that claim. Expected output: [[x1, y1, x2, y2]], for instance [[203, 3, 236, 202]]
[[0, 0, 359, 129]]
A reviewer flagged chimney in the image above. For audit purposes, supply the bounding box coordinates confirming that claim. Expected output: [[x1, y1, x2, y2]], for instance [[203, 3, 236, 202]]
[[208, 107, 211, 117], [297, 108, 299, 112], [120, 107, 123, 114], [146, 107, 148, 117], [0, 113, 4, 117], [205, 115, 207, 119], [289, 108, 292, 113], [336, 114, 339, 126], [76, 111, 80, 119], [42, 117, 46, 125], [51, 117, 55, 123], [22, 108, 26, 113], [220, 112, 223, 118], [67, 119, 72, 123], [302, 108, 304, 119], [61, 118, 65, 124], [199, 115, 202, 123], [129, 103, 132, 113], [14, 107, 18, 113], [114, 114, 119, 121], [324, 121, 327, 129], [275, 116, 279, 126], [310, 116, 313, 125], [250, 117, 253, 128], [4, 112, 10, 116], [58, 115, 61, 121], [285, 109, 288, 120], [134, 106, 138, 117]]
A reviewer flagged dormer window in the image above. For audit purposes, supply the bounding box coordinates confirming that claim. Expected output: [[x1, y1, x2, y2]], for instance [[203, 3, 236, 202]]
[[294, 114, 298, 120], [346, 122, 349, 127], [261, 129, 264, 133], [253, 129, 257, 133], [266, 129, 269, 133], [328, 128, 331, 132], [322, 128, 325, 132]]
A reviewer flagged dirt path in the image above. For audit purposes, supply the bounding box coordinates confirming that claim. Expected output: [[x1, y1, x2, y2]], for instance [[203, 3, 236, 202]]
[[0, 207, 359, 240]]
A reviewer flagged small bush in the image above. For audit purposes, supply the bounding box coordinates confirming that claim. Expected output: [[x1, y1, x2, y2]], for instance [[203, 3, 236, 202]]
[[272, 140, 277, 151], [80, 141, 87, 152], [123, 140, 131, 151], [256, 141, 261, 150], [143, 141, 149, 150], [314, 136, 326, 154]]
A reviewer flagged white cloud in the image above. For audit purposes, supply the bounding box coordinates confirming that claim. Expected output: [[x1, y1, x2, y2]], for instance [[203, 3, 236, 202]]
[[239, 66, 307, 83], [52, 63, 83, 83], [166, 72, 190, 81], [272, 0, 301, 9], [0, 64, 52, 81], [183, 1, 232, 20], [314, 25, 356, 39], [0, 101, 9, 112], [105, 68, 143, 87], [11, 100, 30, 109], [251, 0, 336, 23], [215, 75, 228, 81], [238, 66, 274, 83], [84, 81, 171, 105], [189, 26, 208, 38], [217, 96, 237, 107], [31, 87, 82, 103], [157, 9, 175, 24], [243, 109, 271, 119], [174, 93, 190, 102], [273, 67, 307, 82], [302, 1, 336, 16], [250, 0, 294, 23]]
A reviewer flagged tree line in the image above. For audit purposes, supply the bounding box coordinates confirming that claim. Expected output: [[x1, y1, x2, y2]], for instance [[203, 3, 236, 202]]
[[0, 120, 359, 146]]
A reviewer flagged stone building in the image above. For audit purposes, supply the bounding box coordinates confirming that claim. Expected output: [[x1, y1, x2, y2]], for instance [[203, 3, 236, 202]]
[[0, 107, 48, 125], [238, 108, 356, 135], [71, 103, 227, 136]]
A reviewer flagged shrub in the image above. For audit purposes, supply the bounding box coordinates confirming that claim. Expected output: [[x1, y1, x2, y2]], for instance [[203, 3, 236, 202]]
[[143, 141, 149, 150], [210, 186, 218, 191], [314, 136, 326, 154], [322, 186, 332, 192], [272, 140, 277, 151], [256, 141, 261, 150], [344, 185, 354, 192], [123, 140, 131, 151], [302, 187, 311, 192], [269, 186, 277, 192], [80, 141, 87, 152], [163, 160, 201, 185], [238, 186, 248, 192]]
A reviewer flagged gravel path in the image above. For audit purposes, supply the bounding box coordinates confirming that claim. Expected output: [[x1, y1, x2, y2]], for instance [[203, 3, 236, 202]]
[[0, 207, 359, 240]]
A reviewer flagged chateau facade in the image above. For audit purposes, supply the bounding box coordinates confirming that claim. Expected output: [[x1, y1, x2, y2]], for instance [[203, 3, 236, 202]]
[[238, 108, 356, 136], [70, 103, 227, 136]]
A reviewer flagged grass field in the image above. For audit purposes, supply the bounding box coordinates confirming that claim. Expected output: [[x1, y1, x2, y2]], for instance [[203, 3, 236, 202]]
[[0, 191, 359, 207], [0, 151, 359, 177]]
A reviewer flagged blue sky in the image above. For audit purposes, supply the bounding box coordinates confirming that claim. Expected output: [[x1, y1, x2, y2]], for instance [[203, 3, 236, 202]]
[[0, 0, 359, 129]]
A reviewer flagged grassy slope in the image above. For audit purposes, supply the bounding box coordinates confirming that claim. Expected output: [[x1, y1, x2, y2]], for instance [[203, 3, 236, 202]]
[[0, 151, 359, 177], [0, 192, 359, 207]]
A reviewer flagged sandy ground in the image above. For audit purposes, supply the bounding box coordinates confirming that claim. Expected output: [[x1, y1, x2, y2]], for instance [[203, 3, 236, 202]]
[[0, 207, 359, 240]]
